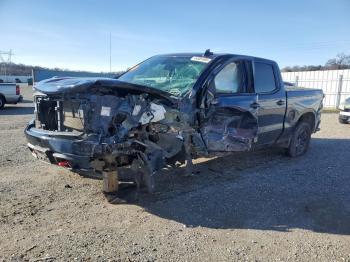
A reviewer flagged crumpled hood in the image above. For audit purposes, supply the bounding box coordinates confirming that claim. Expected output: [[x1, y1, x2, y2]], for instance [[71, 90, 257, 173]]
[[34, 77, 176, 102]]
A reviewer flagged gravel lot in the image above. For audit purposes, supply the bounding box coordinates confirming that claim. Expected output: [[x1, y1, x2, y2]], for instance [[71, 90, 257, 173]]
[[1, 86, 350, 261]]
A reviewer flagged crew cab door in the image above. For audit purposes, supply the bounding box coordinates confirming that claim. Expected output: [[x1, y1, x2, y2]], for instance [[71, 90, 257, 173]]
[[199, 59, 259, 152], [253, 61, 286, 146]]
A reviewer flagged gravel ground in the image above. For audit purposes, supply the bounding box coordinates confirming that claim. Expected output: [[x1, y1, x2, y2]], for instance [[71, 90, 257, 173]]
[[1, 86, 350, 261]]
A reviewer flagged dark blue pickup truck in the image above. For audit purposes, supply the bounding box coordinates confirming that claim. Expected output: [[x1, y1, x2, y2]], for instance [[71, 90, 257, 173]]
[[26, 51, 324, 193]]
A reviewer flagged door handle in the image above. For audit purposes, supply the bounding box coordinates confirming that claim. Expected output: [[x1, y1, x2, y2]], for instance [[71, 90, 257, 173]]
[[276, 100, 285, 106], [250, 102, 260, 109]]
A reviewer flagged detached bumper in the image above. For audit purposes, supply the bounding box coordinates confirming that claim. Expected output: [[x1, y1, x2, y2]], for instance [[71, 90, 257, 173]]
[[25, 119, 94, 174]]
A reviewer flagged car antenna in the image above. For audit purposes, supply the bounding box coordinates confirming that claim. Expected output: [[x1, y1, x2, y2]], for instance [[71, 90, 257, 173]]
[[204, 49, 213, 57]]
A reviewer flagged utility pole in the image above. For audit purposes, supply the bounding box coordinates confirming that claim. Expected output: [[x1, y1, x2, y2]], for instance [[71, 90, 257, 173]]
[[0, 50, 14, 81], [8, 49, 13, 63], [109, 32, 112, 74]]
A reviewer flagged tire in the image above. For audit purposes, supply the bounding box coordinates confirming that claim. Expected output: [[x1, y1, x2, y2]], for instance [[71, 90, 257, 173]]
[[287, 122, 311, 157], [339, 117, 348, 124], [0, 96, 5, 109]]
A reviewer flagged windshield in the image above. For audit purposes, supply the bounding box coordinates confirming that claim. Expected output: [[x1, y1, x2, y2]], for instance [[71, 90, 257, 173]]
[[118, 55, 211, 96]]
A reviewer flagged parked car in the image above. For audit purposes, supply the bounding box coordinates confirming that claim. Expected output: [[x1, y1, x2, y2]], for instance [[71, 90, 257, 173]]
[[0, 83, 23, 109], [339, 97, 350, 124], [25, 51, 324, 193]]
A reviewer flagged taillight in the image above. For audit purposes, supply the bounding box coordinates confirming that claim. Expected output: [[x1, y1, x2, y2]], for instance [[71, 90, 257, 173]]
[[57, 160, 71, 168], [16, 85, 20, 95]]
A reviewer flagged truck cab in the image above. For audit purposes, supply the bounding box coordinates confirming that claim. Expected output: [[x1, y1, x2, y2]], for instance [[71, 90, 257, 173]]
[[197, 55, 322, 154]]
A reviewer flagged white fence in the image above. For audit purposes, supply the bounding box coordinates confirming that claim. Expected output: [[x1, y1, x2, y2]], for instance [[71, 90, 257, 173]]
[[281, 69, 350, 108], [0, 75, 31, 83]]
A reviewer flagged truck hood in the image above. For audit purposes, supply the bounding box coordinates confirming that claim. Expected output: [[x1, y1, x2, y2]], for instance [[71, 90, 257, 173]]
[[34, 77, 177, 102]]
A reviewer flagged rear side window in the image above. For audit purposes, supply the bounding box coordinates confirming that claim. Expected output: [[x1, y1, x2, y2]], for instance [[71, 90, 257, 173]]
[[254, 62, 277, 93]]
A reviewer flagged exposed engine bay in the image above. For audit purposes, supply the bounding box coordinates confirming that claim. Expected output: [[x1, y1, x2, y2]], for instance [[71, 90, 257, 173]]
[[34, 88, 199, 192]]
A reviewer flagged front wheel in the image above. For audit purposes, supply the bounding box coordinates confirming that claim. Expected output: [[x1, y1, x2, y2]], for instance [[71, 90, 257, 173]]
[[339, 117, 348, 124], [287, 122, 311, 157]]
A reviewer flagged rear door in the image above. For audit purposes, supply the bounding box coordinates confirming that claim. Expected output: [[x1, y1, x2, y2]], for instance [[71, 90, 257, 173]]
[[199, 59, 259, 152], [253, 61, 286, 146]]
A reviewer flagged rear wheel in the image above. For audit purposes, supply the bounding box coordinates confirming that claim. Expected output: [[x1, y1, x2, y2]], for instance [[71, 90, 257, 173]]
[[287, 122, 311, 157], [0, 96, 5, 109]]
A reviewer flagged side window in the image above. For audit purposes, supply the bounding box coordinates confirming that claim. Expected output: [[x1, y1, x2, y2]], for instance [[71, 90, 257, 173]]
[[214, 62, 243, 94], [254, 62, 277, 93]]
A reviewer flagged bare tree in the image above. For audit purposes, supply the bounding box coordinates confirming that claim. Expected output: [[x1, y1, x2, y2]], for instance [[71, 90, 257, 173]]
[[282, 53, 350, 72], [325, 53, 350, 70]]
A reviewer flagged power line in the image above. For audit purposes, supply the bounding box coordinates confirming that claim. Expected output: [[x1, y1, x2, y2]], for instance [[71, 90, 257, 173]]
[[0, 49, 14, 63], [0, 50, 14, 78]]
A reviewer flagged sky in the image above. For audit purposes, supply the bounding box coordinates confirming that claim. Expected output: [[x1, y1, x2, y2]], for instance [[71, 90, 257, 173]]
[[0, 0, 349, 72]]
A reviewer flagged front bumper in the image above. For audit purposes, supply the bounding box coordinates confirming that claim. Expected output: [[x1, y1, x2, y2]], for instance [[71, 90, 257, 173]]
[[25, 119, 94, 174]]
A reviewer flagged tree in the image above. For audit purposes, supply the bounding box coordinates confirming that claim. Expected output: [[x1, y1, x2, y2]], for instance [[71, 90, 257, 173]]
[[282, 53, 350, 72], [325, 53, 350, 70]]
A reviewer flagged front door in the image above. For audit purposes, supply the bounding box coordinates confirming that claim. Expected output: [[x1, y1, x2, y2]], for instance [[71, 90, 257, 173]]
[[200, 59, 259, 152]]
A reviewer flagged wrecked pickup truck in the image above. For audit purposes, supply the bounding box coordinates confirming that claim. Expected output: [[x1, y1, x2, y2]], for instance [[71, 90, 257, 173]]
[[25, 52, 324, 193]]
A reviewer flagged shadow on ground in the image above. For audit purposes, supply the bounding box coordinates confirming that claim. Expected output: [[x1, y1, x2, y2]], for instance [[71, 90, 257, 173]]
[[21, 99, 34, 104], [110, 138, 350, 235], [0, 105, 34, 115]]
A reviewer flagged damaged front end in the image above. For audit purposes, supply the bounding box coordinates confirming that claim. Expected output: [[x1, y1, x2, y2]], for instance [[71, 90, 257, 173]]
[[26, 78, 200, 192]]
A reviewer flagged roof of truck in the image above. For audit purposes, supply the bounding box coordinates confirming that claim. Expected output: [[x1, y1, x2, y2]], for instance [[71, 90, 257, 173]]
[[158, 52, 277, 64]]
